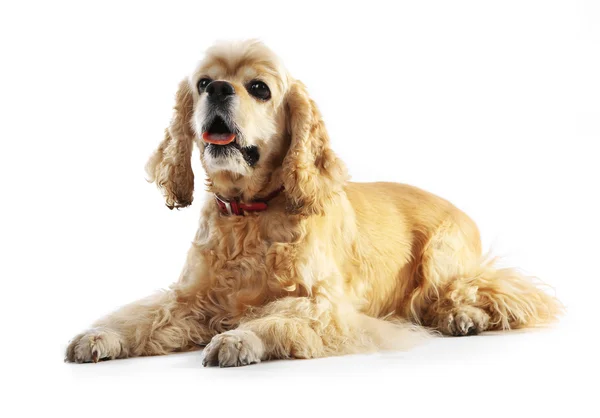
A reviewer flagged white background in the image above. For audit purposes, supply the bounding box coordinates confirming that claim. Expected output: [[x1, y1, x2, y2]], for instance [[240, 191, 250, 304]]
[[1, 1, 598, 417]]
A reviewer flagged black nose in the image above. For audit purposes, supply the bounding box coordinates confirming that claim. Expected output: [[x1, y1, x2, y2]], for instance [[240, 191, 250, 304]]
[[206, 81, 235, 99]]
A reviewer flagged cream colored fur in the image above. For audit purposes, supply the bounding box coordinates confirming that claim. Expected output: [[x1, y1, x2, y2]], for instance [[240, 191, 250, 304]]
[[65, 40, 562, 367]]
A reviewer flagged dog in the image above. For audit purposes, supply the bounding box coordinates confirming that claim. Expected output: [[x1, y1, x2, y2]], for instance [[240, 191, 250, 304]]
[[65, 40, 562, 366]]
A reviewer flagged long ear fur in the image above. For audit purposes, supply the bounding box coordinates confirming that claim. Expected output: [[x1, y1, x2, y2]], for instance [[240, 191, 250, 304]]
[[283, 81, 348, 215], [145, 80, 195, 209]]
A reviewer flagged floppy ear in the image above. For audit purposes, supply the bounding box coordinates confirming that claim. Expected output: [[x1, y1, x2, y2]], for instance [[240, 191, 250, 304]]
[[145, 80, 195, 209], [282, 81, 348, 215]]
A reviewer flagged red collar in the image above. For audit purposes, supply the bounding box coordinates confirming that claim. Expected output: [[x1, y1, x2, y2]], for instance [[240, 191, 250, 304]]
[[214, 187, 284, 216]]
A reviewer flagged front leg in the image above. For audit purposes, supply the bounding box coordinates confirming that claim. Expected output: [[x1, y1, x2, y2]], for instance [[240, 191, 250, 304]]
[[202, 297, 323, 367], [65, 288, 211, 363], [202, 296, 423, 367]]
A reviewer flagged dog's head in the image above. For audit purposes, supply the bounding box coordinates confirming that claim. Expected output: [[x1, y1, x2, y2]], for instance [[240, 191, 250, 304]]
[[146, 40, 347, 215]]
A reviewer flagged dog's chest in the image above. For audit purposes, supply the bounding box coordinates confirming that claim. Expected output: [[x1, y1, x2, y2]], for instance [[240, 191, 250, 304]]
[[194, 215, 306, 329]]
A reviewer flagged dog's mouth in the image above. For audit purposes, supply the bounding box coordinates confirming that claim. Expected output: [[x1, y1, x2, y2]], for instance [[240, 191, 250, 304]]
[[202, 115, 236, 145], [201, 115, 260, 167]]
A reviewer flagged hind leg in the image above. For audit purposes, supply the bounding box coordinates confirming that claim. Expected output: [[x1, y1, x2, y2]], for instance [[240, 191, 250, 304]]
[[408, 216, 561, 334], [409, 218, 494, 336]]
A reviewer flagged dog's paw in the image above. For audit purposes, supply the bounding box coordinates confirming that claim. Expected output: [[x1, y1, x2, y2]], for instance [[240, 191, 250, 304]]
[[202, 330, 265, 367], [440, 307, 490, 336], [65, 328, 125, 363]]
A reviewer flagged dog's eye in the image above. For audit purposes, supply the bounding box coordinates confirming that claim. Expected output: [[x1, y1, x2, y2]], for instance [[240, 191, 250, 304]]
[[247, 80, 271, 101], [197, 78, 212, 93]]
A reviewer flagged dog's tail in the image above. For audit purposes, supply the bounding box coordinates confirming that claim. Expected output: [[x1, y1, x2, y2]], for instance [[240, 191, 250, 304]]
[[472, 257, 563, 330]]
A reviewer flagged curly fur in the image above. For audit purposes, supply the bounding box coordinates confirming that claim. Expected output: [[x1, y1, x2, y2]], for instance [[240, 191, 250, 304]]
[[282, 80, 348, 215], [145, 80, 195, 209], [66, 40, 562, 366]]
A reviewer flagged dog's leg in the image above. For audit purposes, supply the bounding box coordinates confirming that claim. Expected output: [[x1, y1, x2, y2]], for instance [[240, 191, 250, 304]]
[[409, 219, 562, 336], [202, 296, 425, 367], [65, 287, 211, 363], [419, 266, 562, 336]]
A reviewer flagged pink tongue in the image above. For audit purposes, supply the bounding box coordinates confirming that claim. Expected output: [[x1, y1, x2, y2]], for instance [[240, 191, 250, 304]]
[[202, 132, 236, 145]]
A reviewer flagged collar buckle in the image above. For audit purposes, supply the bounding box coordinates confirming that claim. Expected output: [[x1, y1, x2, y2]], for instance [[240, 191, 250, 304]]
[[215, 194, 235, 215]]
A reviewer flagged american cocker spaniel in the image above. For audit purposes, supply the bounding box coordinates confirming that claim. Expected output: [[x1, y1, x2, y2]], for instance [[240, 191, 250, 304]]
[[65, 40, 562, 366]]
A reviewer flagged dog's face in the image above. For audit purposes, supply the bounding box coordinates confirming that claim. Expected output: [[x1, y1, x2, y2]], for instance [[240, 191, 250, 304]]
[[146, 40, 347, 214], [189, 41, 290, 177]]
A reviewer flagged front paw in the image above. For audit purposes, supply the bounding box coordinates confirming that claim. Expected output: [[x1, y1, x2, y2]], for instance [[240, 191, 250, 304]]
[[202, 330, 265, 367], [65, 328, 125, 363]]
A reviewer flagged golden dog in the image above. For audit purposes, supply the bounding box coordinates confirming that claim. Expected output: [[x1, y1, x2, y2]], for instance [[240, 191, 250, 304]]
[[66, 40, 561, 366]]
